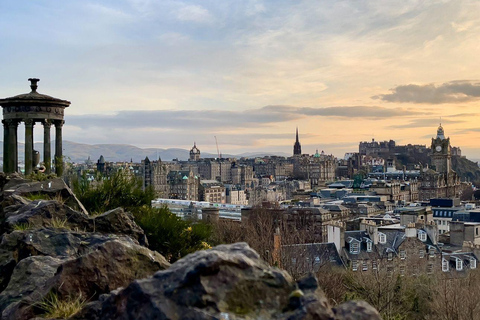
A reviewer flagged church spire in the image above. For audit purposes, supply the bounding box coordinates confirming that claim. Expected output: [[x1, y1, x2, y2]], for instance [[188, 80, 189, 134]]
[[293, 127, 302, 156]]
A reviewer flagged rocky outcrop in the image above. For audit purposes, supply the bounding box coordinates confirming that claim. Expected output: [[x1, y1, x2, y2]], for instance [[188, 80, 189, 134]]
[[73, 243, 381, 320], [0, 229, 169, 320], [0, 178, 169, 320], [2, 177, 88, 215], [2, 199, 147, 246]]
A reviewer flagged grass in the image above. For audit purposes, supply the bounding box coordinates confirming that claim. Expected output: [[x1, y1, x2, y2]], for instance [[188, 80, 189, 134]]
[[47, 217, 69, 229], [13, 222, 33, 231], [25, 192, 66, 204], [36, 292, 86, 318]]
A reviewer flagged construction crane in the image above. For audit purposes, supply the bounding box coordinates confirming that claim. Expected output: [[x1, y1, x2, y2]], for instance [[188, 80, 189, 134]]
[[214, 136, 221, 159]]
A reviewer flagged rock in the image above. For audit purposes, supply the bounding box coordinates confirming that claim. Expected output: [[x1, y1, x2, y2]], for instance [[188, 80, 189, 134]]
[[0, 256, 63, 320], [3, 200, 90, 233], [91, 208, 148, 246], [0, 250, 15, 293], [0, 231, 169, 320], [2, 178, 88, 215], [3, 200, 147, 246], [333, 300, 382, 320], [73, 243, 339, 320]]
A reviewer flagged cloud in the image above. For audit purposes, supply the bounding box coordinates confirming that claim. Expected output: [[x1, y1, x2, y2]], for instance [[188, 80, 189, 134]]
[[175, 4, 212, 22], [389, 118, 464, 129], [372, 81, 480, 104], [67, 105, 420, 131]]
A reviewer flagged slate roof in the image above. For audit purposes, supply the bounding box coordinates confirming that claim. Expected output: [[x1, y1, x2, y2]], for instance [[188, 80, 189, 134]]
[[281, 242, 344, 272]]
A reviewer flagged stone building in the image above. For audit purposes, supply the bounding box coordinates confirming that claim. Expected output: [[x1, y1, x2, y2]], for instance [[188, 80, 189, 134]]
[[332, 221, 442, 275], [293, 154, 336, 187], [142, 157, 169, 198], [199, 180, 226, 204], [189, 142, 201, 161], [418, 125, 461, 200], [167, 170, 198, 200]]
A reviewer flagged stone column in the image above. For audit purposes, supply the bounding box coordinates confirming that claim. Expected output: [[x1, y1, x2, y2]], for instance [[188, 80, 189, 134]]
[[43, 120, 52, 174], [2, 120, 9, 173], [24, 119, 34, 176], [4, 120, 19, 173], [55, 120, 64, 176]]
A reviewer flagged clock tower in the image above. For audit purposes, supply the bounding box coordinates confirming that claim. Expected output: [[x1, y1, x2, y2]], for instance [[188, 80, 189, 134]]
[[431, 124, 451, 173]]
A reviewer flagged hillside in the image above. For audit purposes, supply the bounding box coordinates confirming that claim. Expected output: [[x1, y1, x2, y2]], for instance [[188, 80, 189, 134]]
[[452, 156, 480, 184], [0, 141, 290, 163]]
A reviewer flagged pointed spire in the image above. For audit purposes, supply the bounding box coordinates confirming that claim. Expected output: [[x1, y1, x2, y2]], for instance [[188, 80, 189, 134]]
[[296, 127, 299, 142]]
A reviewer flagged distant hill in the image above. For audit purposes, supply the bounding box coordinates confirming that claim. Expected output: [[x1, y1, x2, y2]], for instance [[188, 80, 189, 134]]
[[0, 141, 290, 163], [452, 156, 480, 184]]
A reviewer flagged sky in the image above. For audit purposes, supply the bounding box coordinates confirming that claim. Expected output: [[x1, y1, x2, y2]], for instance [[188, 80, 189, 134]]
[[1, 0, 480, 158]]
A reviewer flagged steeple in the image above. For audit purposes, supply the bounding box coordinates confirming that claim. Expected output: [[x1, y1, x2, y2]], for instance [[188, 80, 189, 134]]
[[293, 127, 302, 155]]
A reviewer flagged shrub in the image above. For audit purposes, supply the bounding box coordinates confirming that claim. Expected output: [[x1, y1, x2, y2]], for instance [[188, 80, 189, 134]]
[[73, 170, 155, 214], [134, 205, 211, 262]]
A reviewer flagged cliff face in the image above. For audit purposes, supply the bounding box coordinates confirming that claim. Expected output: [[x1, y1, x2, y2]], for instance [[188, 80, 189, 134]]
[[0, 174, 381, 320]]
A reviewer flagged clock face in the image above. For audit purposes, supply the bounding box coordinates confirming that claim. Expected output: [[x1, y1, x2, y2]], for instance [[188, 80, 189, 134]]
[[436, 145, 442, 152]]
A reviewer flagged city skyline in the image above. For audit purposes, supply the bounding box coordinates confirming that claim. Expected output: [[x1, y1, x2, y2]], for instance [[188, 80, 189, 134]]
[[2, 1, 480, 158]]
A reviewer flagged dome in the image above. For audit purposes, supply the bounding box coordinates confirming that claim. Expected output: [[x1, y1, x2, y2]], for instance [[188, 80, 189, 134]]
[[0, 78, 70, 107]]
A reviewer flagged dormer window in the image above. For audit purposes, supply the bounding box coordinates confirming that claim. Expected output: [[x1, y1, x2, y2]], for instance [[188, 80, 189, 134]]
[[350, 241, 360, 254], [379, 232, 387, 244], [471, 258, 477, 269], [367, 241, 373, 252], [418, 230, 427, 242], [442, 258, 449, 272], [456, 258, 463, 271]]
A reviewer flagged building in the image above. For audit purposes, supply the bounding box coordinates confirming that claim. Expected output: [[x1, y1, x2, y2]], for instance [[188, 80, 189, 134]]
[[189, 142, 201, 161], [293, 127, 301, 156], [200, 180, 226, 204], [167, 170, 198, 200], [419, 125, 461, 200]]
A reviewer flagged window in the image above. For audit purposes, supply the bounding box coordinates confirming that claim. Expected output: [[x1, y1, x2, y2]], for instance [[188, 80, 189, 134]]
[[352, 260, 358, 271], [366, 242, 372, 252], [418, 230, 427, 242], [427, 263, 434, 274], [399, 265, 405, 276], [471, 258, 477, 269], [350, 241, 360, 254], [387, 265, 393, 276], [400, 250, 406, 260], [372, 260, 378, 270], [292, 258, 297, 264], [442, 259, 449, 272], [456, 258, 463, 271], [362, 261, 368, 271], [429, 247, 435, 257], [314, 256, 320, 263], [388, 252, 393, 261], [419, 249, 425, 258], [379, 232, 387, 244]]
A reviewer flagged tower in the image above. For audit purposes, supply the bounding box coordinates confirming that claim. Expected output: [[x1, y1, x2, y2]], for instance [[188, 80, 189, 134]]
[[293, 128, 302, 156], [431, 124, 451, 173], [189, 142, 201, 161]]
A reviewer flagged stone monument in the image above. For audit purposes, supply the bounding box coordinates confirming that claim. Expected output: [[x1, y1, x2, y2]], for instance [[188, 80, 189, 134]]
[[0, 78, 70, 175]]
